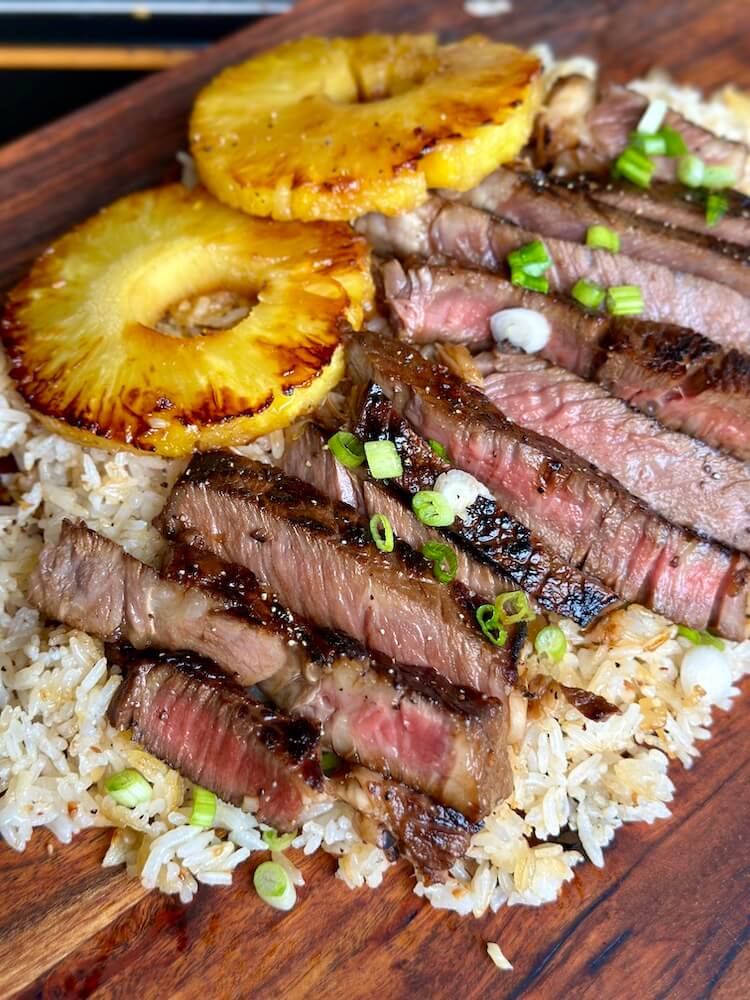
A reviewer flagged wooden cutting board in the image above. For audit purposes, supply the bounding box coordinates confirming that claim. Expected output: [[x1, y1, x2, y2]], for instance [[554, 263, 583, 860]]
[[1, 2, 749, 997]]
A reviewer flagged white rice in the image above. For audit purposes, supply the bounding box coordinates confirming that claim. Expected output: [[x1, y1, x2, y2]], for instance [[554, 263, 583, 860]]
[[1, 60, 749, 954]]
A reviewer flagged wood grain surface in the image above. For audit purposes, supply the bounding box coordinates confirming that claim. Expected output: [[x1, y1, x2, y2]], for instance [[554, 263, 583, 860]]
[[0, 2, 749, 998]]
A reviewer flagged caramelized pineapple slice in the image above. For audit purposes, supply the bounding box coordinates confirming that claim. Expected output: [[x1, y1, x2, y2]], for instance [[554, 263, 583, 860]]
[[190, 34, 542, 221], [2, 184, 373, 457]]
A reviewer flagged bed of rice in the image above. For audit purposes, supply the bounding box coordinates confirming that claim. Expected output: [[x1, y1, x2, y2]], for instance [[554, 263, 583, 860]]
[[1, 56, 749, 930]]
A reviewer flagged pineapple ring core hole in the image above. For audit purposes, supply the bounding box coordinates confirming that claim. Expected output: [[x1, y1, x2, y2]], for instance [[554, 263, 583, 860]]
[[154, 289, 256, 339]]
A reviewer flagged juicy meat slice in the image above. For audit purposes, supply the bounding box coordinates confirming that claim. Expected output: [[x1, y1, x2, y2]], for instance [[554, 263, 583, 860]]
[[481, 351, 750, 553], [26, 520, 309, 687], [108, 647, 324, 831], [347, 332, 750, 639], [158, 454, 523, 696], [355, 384, 620, 627], [453, 168, 750, 296]]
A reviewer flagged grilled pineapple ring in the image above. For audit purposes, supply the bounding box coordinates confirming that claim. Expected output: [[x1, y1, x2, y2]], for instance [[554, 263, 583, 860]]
[[2, 184, 373, 457], [190, 34, 542, 221]]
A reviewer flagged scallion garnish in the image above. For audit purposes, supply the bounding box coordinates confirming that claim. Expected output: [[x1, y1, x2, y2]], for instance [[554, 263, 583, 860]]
[[320, 749, 343, 775], [328, 431, 365, 469], [364, 439, 403, 479], [677, 624, 725, 650], [705, 191, 729, 227], [262, 828, 297, 851], [104, 769, 152, 808], [702, 165, 737, 190], [421, 540, 458, 584], [606, 284, 644, 316], [190, 786, 217, 828], [495, 590, 535, 626], [428, 438, 450, 462], [585, 225, 620, 253], [658, 125, 688, 157], [476, 604, 507, 647], [507, 239, 552, 277], [635, 97, 667, 136], [571, 278, 606, 310], [628, 131, 667, 157], [612, 146, 654, 188], [412, 490, 454, 527], [534, 624, 567, 663], [510, 268, 549, 293], [677, 153, 705, 188], [253, 860, 296, 911], [369, 512, 394, 553]]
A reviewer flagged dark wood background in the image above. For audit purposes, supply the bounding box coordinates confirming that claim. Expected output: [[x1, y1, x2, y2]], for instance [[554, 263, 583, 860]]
[[0, 2, 749, 997]]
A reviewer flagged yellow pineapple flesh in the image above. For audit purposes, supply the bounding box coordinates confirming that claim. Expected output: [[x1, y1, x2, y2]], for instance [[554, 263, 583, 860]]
[[190, 33, 542, 222], [1, 184, 373, 457]]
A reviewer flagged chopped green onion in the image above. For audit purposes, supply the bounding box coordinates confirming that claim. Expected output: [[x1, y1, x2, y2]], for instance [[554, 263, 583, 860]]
[[364, 439, 402, 479], [428, 438, 450, 463], [635, 97, 667, 136], [412, 490, 454, 527], [190, 786, 217, 828], [612, 146, 654, 188], [586, 225, 620, 253], [495, 590, 535, 625], [262, 828, 297, 851], [507, 239, 552, 277], [705, 191, 729, 227], [628, 131, 667, 157], [677, 153, 705, 188], [320, 749, 343, 775], [328, 431, 364, 469], [253, 860, 296, 911], [476, 604, 508, 647], [702, 165, 737, 190], [606, 284, 644, 316], [658, 125, 688, 157], [534, 624, 567, 663], [421, 540, 458, 584], [571, 278, 606, 310], [677, 624, 725, 650], [369, 513, 394, 553], [104, 769, 152, 808], [510, 268, 549, 293]]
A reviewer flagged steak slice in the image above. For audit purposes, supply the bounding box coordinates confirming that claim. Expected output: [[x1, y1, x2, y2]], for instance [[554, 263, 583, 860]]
[[166, 543, 511, 820], [158, 454, 523, 696], [354, 384, 620, 627], [452, 168, 750, 296], [108, 647, 325, 831], [480, 351, 750, 553], [27, 520, 309, 687], [347, 332, 750, 639]]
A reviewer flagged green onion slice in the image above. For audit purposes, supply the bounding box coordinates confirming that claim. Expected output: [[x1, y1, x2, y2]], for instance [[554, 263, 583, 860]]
[[585, 225, 620, 253], [369, 512, 394, 553], [612, 146, 655, 188], [476, 604, 508, 647], [677, 624, 725, 650], [328, 431, 365, 469], [628, 131, 667, 157], [364, 439, 403, 480], [571, 278, 606, 310], [253, 860, 296, 911], [658, 125, 688, 157], [606, 284, 644, 316], [510, 268, 549, 294], [677, 153, 705, 188], [702, 165, 737, 190], [412, 490, 454, 527], [421, 540, 458, 584], [507, 239, 552, 277], [495, 590, 535, 625], [190, 786, 217, 828], [262, 828, 297, 851], [534, 624, 567, 663], [320, 749, 343, 775], [428, 439, 450, 463], [104, 769, 152, 808], [705, 192, 729, 227], [635, 98, 667, 136]]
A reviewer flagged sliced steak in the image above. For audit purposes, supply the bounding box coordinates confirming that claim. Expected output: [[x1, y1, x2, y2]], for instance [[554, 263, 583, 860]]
[[355, 384, 620, 626], [158, 454, 523, 696], [452, 168, 750, 296], [480, 351, 750, 553], [347, 332, 750, 639], [108, 647, 324, 831], [27, 520, 308, 687]]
